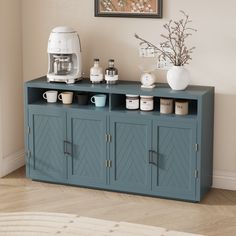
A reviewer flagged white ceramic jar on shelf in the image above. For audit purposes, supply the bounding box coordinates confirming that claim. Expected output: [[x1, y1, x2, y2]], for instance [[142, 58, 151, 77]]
[[160, 98, 173, 114], [126, 95, 139, 110], [175, 100, 189, 115], [140, 96, 154, 111]]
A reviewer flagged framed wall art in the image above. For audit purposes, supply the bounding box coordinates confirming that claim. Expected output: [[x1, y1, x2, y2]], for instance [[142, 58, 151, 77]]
[[95, 0, 163, 18]]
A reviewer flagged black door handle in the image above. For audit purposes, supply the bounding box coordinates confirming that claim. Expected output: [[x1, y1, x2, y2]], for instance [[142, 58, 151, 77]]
[[149, 150, 158, 166], [64, 141, 72, 155]]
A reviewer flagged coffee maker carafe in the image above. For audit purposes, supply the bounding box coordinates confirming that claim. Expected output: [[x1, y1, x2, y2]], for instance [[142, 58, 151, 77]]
[[53, 55, 72, 75], [47, 26, 82, 84]]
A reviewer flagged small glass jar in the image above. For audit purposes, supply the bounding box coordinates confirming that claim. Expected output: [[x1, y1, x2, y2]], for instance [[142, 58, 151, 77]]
[[126, 95, 139, 110], [140, 96, 154, 111], [90, 58, 103, 83], [105, 59, 119, 84]]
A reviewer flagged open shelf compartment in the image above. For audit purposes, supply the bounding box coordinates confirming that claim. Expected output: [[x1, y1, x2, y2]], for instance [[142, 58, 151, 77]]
[[110, 93, 198, 118], [27, 87, 110, 111]]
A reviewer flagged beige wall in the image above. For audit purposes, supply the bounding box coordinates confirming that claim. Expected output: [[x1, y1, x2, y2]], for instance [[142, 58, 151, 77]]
[[0, 0, 24, 176], [21, 0, 236, 188]]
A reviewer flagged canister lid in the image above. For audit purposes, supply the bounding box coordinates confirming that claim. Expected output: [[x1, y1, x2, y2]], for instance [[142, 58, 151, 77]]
[[140, 95, 154, 99], [126, 94, 139, 98], [175, 100, 189, 103], [160, 98, 173, 101]]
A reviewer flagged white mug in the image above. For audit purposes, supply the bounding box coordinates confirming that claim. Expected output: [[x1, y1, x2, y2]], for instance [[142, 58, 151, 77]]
[[58, 92, 73, 104], [43, 90, 58, 103]]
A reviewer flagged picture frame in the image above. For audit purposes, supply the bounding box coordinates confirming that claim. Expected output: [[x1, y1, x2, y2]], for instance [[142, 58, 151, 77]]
[[95, 0, 163, 18]]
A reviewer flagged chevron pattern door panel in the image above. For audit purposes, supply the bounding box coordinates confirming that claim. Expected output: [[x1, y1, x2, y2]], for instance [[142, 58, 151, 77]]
[[67, 111, 107, 186], [152, 121, 197, 200], [29, 107, 67, 182], [110, 115, 152, 193]]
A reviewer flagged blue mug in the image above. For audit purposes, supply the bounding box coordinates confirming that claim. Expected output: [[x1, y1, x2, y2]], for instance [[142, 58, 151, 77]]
[[91, 94, 107, 107]]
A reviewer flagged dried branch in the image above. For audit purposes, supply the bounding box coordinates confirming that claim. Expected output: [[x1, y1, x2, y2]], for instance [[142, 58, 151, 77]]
[[135, 11, 197, 66]]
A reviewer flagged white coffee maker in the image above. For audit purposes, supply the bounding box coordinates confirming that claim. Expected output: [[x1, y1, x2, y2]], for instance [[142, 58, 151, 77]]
[[47, 26, 82, 84]]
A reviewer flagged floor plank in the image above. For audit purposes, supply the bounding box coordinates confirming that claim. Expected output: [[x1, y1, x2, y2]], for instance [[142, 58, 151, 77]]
[[0, 167, 235, 236]]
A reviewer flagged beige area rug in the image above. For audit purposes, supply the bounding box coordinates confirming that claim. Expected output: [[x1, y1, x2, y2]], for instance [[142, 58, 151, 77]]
[[0, 212, 204, 236]]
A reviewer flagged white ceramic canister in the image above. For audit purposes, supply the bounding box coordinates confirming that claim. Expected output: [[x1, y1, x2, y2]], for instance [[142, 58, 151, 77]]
[[126, 95, 139, 110], [160, 98, 173, 114], [175, 100, 189, 115], [140, 96, 154, 111]]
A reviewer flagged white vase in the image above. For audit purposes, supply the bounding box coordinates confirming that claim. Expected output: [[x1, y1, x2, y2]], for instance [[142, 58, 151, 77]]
[[167, 66, 190, 90]]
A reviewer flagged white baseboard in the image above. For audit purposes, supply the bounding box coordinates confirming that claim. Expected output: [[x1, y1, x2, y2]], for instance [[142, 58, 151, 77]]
[[0, 149, 25, 177], [213, 170, 236, 191]]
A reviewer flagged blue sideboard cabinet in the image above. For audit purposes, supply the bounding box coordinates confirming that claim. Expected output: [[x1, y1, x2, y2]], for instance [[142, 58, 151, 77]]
[[67, 111, 107, 187], [152, 120, 197, 200], [28, 106, 67, 182], [24, 77, 214, 202], [109, 115, 152, 193]]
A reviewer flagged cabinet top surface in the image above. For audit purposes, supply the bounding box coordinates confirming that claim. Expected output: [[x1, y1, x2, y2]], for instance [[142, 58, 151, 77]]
[[26, 76, 214, 99]]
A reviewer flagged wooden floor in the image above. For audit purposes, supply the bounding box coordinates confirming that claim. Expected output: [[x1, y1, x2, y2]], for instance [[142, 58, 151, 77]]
[[0, 168, 235, 236]]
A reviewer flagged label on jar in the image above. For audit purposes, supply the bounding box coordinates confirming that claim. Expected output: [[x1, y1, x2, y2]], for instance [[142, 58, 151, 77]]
[[175, 101, 188, 115], [140, 100, 154, 111], [160, 99, 173, 114], [126, 99, 139, 110], [105, 75, 119, 82], [90, 74, 103, 82]]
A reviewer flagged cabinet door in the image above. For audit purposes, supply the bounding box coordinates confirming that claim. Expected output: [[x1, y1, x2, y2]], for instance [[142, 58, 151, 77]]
[[110, 115, 152, 193], [67, 111, 107, 187], [152, 121, 197, 200], [28, 107, 67, 182]]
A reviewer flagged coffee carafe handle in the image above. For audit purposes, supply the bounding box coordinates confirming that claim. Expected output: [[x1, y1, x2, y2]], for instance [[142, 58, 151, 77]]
[[54, 59, 59, 74]]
